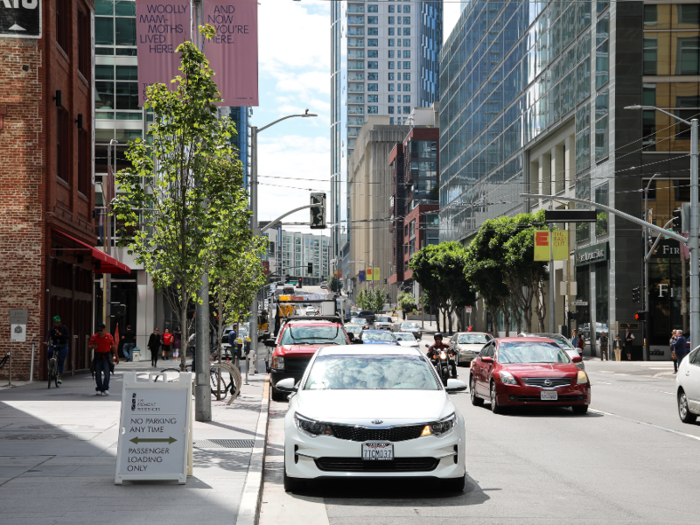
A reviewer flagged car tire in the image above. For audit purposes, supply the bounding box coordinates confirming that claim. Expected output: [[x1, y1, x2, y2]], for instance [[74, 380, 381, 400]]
[[571, 405, 589, 415], [490, 381, 503, 414], [271, 387, 286, 402], [283, 460, 304, 493], [441, 474, 466, 492], [470, 376, 483, 406], [678, 389, 697, 424]]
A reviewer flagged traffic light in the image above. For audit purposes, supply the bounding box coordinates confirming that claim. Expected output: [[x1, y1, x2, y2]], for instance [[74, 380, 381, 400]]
[[310, 192, 326, 229], [634, 311, 647, 322], [298, 278, 303, 286], [672, 208, 681, 230], [632, 286, 641, 303], [307, 262, 313, 275], [567, 311, 578, 321]]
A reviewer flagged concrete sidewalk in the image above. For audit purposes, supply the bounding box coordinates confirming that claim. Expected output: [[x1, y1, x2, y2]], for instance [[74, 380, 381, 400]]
[[0, 355, 270, 525]]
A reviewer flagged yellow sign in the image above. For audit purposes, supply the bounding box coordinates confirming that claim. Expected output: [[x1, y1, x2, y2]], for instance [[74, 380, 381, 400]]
[[534, 230, 568, 261], [366, 268, 373, 280], [374, 268, 380, 281]]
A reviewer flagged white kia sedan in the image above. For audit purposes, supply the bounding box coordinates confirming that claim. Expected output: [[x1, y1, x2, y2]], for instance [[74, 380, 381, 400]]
[[677, 345, 700, 424], [278, 345, 467, 493], [394, 331, 420, 349]]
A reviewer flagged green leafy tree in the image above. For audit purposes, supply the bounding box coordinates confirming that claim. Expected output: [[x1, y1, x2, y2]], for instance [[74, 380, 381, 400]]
[[328, 277, 341, 293], [112, 25, 257, 370], [356, 288, 385, 313], [397, 292, 417, 314]]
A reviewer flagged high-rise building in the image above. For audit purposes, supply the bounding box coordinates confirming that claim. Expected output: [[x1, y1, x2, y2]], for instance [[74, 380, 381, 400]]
[[279, 231, 331, 285], [331, 1, 443, 284]]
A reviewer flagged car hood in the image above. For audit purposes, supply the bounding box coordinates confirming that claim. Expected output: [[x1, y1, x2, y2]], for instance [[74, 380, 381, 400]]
[[277, 344, 331, 357], [501, 363, 578, 376], [396, 341, 419, 347], [456, 344, 483, 352], [294, 390, 452, 424]]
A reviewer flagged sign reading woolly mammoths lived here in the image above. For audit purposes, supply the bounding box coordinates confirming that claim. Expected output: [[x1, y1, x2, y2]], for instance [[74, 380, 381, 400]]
[[0, 0, 41, 38], [135, 0, 191, 105], [203, 0, 258, 106]]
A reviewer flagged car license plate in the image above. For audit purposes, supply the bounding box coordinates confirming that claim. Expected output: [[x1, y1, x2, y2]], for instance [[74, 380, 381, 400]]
[[541, 391, 558, 401], [362, 441, 394, 461]]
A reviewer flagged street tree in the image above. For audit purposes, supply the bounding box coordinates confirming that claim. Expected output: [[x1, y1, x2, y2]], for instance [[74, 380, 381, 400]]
[[397, 292, 417, 315], [356, 288, 386, 313], [328, 277, 341, 293], [112, 25, 255, 370]]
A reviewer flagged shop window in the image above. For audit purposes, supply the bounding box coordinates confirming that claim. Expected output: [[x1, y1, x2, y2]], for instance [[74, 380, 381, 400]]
[[56, 0, 70, 53]]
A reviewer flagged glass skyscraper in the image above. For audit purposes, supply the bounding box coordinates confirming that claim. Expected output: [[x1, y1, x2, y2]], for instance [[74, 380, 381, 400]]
[[331, 1, 443, 284]]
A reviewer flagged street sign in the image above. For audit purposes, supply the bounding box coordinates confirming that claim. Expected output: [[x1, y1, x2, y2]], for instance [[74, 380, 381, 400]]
[[9, 309, 27, 343], [465, 306, 472, 313], [544, 210, 598, 223], [619, 323, 639, 330], [115, 372, 193, 485], [571, 300, 588, 306], [9, 309, 28, 324], [0, 0, 42, 39]]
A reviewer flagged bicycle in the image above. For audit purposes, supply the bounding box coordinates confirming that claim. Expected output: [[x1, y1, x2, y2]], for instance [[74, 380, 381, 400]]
[[158, 361, 241, 403], [47, 344, 59, 389]]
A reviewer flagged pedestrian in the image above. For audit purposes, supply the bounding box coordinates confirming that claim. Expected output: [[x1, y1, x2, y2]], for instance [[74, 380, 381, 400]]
[[613, 334, 623, 361], [43, 315, 70, 384], [162, 328, 173, 360], [121, 325, 136, 362], [172, 326, 182, 361], [673, 329, 688, 372], [571, 329, 585, 353], [624, 329, 635, 360], [88, 323, 118, 396], [598, 331, 609, 361], [670, 330, 678, 373], [148, 328, 162, 367]]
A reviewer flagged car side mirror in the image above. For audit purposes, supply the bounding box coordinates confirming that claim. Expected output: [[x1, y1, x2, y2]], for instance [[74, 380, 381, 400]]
[[572, 355, 582, 363], [347, 332, 355, 342], [446, 379, 468, 392], [425, 344, 430, 348], [276, 378, 297, 392], [481, 356, 493, 363], [263, 340, 276, 348], [352, 339, 364, 344]]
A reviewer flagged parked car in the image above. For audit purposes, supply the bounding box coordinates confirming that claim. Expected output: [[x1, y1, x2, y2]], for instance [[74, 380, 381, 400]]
[[360, 330, 400, 345], [374, 315, 393, 330], [278, 345, 468, 493], [397, 321, 422, 340], [677, 345, 700, 423], [518, 332, 585, 370], [305, 306, 317, 316], [469, 337, 590, 414], [448, 332, 493, 366], [358, 310, 376, 324], [394, 331, 420, 349], [266, 317, 351, 401]]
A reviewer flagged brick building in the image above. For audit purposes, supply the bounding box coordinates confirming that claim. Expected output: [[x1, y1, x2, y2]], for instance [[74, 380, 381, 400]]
[[0, 0, 129, 380]]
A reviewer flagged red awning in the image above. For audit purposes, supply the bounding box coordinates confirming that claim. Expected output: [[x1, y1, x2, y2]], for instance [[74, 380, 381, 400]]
[[53, 230, 132, 275]]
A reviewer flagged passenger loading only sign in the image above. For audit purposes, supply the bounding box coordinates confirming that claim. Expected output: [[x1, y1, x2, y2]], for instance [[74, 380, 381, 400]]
[[115, 372, 192, 484]]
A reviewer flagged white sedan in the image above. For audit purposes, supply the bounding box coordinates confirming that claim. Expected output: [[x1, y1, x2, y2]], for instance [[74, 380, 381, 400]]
[[394, 331, 420, 349], [277, 345, 467, 493], [677, 345, 700, 423]]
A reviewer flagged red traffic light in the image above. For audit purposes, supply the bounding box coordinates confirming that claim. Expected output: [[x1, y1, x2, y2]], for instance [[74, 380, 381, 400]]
[[634, 311, 647, 321]]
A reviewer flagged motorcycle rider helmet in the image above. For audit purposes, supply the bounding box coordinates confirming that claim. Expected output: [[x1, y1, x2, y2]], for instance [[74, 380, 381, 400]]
[[434, 333, 443, 341]]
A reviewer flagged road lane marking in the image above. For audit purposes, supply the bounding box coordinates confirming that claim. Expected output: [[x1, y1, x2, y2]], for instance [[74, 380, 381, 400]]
[[589, 408, 700, 443]]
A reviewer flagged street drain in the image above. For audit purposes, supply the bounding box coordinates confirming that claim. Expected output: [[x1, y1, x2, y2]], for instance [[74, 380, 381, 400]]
[[194, 439, 255, 449]]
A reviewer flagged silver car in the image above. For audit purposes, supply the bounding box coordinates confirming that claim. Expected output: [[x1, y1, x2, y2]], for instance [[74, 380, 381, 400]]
[[374, 316, 393, 330], [394, 331, 420, 349], [449, 332, 493, 366], [518, 332, 586, 371]]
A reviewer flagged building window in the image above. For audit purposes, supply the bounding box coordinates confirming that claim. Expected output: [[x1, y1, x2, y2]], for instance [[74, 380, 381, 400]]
[[368, 16, 378, 24], [388, 95, 394, 103], [403, 5, 410, 13], [388, 50, 395, 58], [388, 28, 395, 36], [403, 50, 411, 58], [368, 73, 378, 80], [368, 28, 378, 36], [403, 28, 410, 36], [388, 73, 395, 80], [389, 106, 395, 114], [368, 83, 378, 91], [403, 61, 411, 69], [368, 4, 378, 13], [78, 129, 90, 195], [595, 89, 609, 161], [388, 5, 394, 13], [388, 84, 395, 91], [388, 61, 394, 69], [403, 39, 411, 47], [57, 109, 69, 183], [368, 61, 378, 69], [403, 106, 411, 114], [403, 17, 411, 24], [388, 39, 394, 47], [78, 7, 90, 79], [403, 73, 410, 81], [403, 84, 411, 91], [388, 16, 395, 24], [56, 0, 69, 53], [368, 106, 378, 114], [595, 183, 609, 236], [368, 38, 378, 46], [368, 95, 378, 103], [403, 95, 411, 103]]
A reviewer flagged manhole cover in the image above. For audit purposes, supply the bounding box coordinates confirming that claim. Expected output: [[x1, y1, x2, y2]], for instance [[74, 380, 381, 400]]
[[0, 433, 68, 440], [194, 439, 255, 449]]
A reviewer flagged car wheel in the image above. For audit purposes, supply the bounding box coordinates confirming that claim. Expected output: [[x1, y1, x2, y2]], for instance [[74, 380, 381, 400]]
[[441, 474, 465, 492], [678, 389, 697, 424], [271, 387, 286, 402], [572, 405, 589, 415], [283, 458, 304, 493], [490, 381, 503, 414], [470, 376, 483, 406]]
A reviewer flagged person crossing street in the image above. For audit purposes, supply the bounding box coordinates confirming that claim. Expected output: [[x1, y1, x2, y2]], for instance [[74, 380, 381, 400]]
[[44, 316, 70, 384], [88, 323, 118, 396]]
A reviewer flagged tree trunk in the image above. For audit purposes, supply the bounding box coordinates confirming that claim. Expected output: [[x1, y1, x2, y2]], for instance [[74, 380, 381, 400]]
[[217, 288, 223, 363]]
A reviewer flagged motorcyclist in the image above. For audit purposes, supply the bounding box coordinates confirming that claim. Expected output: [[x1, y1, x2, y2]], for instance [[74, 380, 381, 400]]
[[427, 333, 457, 378]]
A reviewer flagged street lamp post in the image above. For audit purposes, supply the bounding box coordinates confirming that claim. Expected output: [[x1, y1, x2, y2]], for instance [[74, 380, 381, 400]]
[[249, 110, 317, 372], [626, 106, 699, 352]]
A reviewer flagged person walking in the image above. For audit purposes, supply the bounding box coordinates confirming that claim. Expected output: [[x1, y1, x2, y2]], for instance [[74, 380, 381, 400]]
[[571, 329, 580, 349], [43, 315, 70, 384], [162, 328, 173, 361], [172, 327, 182, 361], [624, 329, 635, 360], [89, 323, 118, 396], [148, 328, 162, 367], [121, 325, 136, 362], [613, 334, 623, 361], [673, 329, 688, 372], [670, 330, 679, 373], [598, 331, 609, 361]]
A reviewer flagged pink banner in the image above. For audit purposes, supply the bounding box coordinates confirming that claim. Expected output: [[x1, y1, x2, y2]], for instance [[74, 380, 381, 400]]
[[203, 0, 259, 106], [136, 0, 191, 105]]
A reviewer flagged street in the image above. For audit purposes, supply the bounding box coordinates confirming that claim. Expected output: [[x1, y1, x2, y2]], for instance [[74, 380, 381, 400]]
[[260, 358, 700, 525]]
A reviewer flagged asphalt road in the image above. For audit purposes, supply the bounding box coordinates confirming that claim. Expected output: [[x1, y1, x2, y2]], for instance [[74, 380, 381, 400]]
[[259, 356, 700, 525]]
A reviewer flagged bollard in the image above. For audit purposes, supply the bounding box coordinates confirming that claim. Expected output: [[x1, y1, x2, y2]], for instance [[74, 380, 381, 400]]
[[7, 350, 12, 387], [30, 343, 35, 382], [244, 353, 249, 385]]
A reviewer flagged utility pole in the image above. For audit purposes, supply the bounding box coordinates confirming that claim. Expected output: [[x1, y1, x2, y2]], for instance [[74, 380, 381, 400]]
[[549, 223, 555, 333]]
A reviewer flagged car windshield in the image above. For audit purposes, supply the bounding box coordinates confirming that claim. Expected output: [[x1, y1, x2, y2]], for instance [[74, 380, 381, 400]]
[[345, 325, 363, 335], [362, 331, 396, 342], [401, 323, 420, 330], [280, 325, 347, 345], [376, 317, 391, 323], [304, 354, 440, 390], [547, 335, 576, 350], [458, 334, 489, 344], [498, 342, 571, 364], [238, 327, 248, 338], [351, 317, 367, 325], [395, 332, 416, 342]]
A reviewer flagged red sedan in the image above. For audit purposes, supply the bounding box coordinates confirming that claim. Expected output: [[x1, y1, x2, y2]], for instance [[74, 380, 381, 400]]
[[469, 337, 591, 414]]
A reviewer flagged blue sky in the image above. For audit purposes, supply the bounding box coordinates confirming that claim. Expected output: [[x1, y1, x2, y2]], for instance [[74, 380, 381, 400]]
[[255, 0, 461, 229]]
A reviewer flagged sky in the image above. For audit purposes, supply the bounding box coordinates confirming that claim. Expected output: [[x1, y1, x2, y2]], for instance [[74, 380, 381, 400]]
[[255, 0, 462, 232]]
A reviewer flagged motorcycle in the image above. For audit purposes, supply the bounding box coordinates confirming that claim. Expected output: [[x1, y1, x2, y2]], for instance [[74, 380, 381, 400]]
[[426, 344, 457, 386]]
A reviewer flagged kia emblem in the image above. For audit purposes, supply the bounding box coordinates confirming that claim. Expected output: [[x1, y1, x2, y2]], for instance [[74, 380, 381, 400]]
[[372, 420, 383, 425]]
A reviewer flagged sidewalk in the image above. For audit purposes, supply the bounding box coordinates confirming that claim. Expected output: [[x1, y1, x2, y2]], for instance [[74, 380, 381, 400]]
[[0, 353, 270, 525]]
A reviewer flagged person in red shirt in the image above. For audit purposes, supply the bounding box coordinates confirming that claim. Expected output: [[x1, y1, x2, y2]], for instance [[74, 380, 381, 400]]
[[162, 328, 174, 360], [89, 323, 118, 396]]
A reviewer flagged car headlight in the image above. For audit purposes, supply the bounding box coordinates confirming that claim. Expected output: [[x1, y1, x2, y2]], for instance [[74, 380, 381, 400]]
[[294, 413, 333, 437], [421, 413, 456, 437], [499, 371, 517, 385], [271, 356, 285, 370], [577, 370, 589, 384]]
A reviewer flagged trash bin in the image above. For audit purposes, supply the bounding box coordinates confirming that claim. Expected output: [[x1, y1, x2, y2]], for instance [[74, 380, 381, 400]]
[[132, 348, 141, 362]]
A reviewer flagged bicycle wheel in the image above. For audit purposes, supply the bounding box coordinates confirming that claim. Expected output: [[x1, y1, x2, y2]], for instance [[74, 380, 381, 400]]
[[47, 359, 54, 389], [210, 367, 232, 400], [54, 364, 59, 388]]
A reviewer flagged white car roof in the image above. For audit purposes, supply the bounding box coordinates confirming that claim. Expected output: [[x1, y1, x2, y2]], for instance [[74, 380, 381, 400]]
[[317, 344, 422, 356]]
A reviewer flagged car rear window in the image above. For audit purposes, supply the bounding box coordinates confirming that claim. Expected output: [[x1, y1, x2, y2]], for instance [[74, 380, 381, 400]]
[[280, 325, 347, 346], [304, 354, 440, 390], [498, 342, 571, 364], [362, 331, 396, 342], [458, 334, 489, 344]]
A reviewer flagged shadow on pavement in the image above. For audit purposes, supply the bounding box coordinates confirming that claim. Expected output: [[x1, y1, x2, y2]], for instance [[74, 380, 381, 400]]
[[473, 404, 603, 418]]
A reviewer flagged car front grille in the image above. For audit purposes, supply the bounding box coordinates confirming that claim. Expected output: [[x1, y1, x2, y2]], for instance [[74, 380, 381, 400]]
[[508, 395, 586, 402], [330, 424, 425, 442], [521, 377, 572, 388], [314, 457, 439, 472], [285, 356, 312, 375]]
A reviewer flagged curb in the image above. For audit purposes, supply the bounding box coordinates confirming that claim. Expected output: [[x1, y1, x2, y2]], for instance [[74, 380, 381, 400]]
[[235, 375, 271, 525]]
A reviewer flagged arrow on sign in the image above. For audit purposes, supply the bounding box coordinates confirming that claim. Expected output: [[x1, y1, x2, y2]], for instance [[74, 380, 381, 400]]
[[9, 25, 26, 31], [130, 436, 177, 444]]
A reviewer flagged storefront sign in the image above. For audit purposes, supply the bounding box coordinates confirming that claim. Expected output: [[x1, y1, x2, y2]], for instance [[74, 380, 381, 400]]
[[0, 0, 41, 38], [575, 242, 608, 266]]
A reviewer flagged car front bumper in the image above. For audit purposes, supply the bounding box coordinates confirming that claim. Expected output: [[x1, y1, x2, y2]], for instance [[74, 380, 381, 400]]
[[284, 415, 466, 480], [495, 383, 591, 406]]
